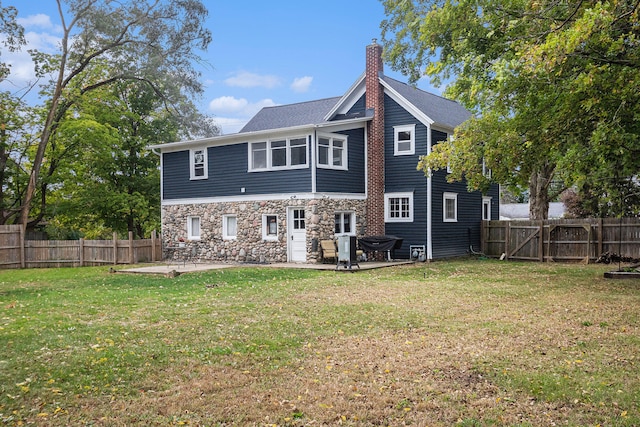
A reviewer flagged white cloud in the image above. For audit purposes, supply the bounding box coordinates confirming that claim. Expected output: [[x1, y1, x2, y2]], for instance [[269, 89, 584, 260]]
[[208, 96, 277, 134], [224, 71, 281, 89], [208, 96, 248, 113], [290, 76, 313, 93], [17, 14, 61, 32]]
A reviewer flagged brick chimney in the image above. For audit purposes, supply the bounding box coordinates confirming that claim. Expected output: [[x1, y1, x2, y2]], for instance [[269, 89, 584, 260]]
[[366, 39, 385, 237]]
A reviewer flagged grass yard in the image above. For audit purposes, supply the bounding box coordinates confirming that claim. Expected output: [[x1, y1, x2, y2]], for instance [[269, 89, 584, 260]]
[[0, 260, 638, 426]]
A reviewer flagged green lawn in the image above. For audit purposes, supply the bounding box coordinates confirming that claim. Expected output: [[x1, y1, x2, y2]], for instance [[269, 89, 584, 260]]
[[0, 260, 638, 426]]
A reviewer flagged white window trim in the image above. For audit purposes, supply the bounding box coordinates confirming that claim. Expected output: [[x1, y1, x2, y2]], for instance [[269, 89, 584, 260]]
[[443, 192, 458, 222], [262, 214, 278, 241], [384, 192, 414, 223], [334, 211, 356, 236], [394, 124, 415, 156], [248, 136, 309, 172], [187, 216, 201, 240], [222, 214, 237, 240], [189, 148, 208, 180], [482, 196, 492, 221], [482, 158, 492, 179], [317, 133, 348, 170]]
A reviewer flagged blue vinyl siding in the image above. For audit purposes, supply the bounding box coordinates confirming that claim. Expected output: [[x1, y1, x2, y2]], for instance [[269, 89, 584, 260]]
[[430, 131, 500, 258], [162, 143, 312, 200], [383, 95, 429, 258], [381, 96, 499, 259], [315, 128, 365, 193]]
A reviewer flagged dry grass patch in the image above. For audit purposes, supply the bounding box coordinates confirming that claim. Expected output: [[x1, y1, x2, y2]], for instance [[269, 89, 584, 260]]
[[1, 261, 638, 426]]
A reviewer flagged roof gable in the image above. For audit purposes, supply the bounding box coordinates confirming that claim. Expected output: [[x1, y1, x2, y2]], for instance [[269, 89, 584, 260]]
[[380, 76, 471, 129]]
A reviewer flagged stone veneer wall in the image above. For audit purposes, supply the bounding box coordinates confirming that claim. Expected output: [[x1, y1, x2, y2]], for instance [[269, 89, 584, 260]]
[[162, 198, 366, 263]]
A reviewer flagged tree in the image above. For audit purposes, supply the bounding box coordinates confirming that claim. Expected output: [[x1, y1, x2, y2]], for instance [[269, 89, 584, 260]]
[[19, 0, 212, 229], [0, 1, 26, 82], [381, 0, 640, 219]]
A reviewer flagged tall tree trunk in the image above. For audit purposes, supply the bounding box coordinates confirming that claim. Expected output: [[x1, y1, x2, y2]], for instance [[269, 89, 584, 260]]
[[528, 164, 555, 220]]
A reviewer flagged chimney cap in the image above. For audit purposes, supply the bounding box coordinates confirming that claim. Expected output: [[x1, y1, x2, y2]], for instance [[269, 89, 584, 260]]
[[371, 38, 378, 45]]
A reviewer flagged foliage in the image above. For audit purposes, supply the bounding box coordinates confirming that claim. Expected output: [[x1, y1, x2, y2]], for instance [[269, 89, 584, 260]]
[[18, 0, 213, 228], [0, 262, 638, 425], [381, 0, 640, 219], [0, 1, 26, 81]]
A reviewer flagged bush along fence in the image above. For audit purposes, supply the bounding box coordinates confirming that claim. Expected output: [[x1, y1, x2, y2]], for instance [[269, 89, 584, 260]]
[[482, 218, 640, 263], [0, 225, 162, 269]]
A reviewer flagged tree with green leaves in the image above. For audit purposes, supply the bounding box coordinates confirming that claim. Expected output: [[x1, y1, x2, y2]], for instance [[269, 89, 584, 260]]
[[42, 78, 217, 239], [18, 0, 213, 229], [381, 0, 640, 219]]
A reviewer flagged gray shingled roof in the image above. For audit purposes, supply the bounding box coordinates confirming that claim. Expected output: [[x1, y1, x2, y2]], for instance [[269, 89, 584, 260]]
[[239, 75, 471, 134], [381, 75, 472, 128], [240, 97, 342, 133]]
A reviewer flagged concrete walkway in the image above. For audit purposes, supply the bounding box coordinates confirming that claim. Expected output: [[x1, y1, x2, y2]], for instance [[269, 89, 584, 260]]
[[116, 260, 414, 276]]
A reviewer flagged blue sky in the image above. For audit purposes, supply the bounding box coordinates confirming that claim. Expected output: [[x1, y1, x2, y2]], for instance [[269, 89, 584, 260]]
[[1, 0, 441, 135]]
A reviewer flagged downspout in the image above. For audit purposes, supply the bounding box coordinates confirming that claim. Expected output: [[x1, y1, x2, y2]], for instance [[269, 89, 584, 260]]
[[426, 125, 433, 260]]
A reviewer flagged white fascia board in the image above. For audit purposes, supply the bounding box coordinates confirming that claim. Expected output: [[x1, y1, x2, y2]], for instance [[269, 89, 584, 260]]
[[149, 117, 370, 153], [161, 192, 367, 206], [323, 73, 366, 121], [380, 78, 436, 128]]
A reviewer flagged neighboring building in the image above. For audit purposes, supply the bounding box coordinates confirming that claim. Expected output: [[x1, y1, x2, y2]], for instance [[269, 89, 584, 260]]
[[500, 202, 566, 220], [150, 40, 499, 263]]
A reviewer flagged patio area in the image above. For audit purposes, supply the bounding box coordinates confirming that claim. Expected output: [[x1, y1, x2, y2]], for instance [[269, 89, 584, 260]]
[[116, 260, 414, 276]]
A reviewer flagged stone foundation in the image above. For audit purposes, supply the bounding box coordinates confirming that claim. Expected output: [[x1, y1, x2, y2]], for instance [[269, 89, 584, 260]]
[[162, 197, 366, 263]]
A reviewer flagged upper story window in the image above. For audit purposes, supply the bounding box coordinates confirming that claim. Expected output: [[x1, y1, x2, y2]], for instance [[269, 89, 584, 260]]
[[334, 211, 355, 235], [394, 124, 415, 156], [249, 137, 308, 171], [317, 133, 348, 170], [384, 192, 414, 222], [482, 158, 492, 179], [190, 148, 208, 180], [443, 192, 458, 222]]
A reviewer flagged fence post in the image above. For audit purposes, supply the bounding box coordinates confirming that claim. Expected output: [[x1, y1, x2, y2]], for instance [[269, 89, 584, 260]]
[[19, 226, 25, 269], [504, 222, 510, 260], [113, 232, 118, 265], [128, 231, 134, 265], [151, 230, 157, 261], [79, 238, 84, 267], [538, 220, 544, 262], [597, 218, 603, 257]]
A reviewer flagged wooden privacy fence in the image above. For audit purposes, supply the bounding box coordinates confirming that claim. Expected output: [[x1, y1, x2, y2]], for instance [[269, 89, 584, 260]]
[[0, 225, 162, 269], [482, 218, 640, 263]]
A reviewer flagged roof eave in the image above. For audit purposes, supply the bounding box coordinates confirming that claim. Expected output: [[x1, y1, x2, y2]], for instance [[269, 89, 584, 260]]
[[148, 116, 372, 151]]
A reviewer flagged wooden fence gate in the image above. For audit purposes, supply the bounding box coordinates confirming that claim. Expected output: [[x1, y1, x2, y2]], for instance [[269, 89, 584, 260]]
[[482, 218, 640, 263]]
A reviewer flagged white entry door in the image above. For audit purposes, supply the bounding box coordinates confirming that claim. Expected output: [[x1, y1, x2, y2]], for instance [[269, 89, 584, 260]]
[[288, 207, 306, 262]]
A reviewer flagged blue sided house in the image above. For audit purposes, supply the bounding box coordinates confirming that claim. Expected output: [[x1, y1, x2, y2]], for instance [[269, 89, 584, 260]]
[[150, 40, 499, 263]]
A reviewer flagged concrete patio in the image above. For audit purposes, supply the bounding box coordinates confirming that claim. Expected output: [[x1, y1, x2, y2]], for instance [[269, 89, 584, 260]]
[[116, 260, 414, 276]]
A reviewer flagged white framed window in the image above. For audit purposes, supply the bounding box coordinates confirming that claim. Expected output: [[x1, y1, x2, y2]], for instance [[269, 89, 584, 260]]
[[249, 136, 308, 171], [187, 216, 201, 240], [334, 211, 355, 235], [394, 124, 415, 156], [190, 148, 208, 180], [384, 192, 414, 222], [262, 214, 278, 241], [317, 133, 348, 170], [222, 215, 237, 240], [443, 192, 458, 222], [482, 197, 492, 221], [482, 158, 492, 179]]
